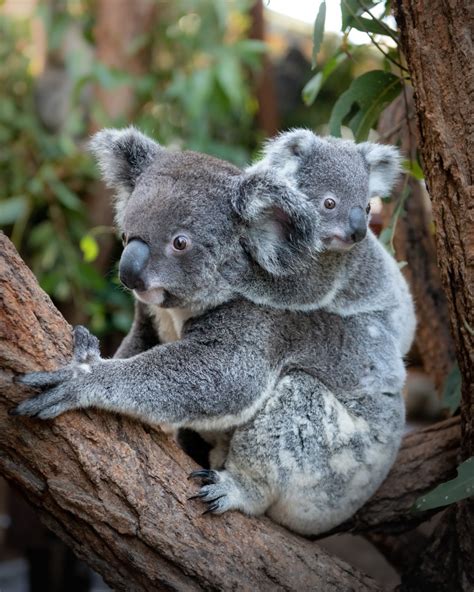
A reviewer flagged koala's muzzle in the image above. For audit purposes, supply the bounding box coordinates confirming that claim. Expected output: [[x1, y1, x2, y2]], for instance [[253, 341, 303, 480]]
[[119, 239, 150, 291], [348, 207, 367, 243]]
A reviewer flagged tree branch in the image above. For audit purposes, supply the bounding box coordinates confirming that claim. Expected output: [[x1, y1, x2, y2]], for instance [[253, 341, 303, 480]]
[[0, 232, 461, 590], [0, 231, 380, 591]]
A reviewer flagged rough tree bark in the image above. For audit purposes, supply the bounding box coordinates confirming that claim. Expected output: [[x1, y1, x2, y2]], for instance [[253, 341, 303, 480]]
[[0, 232, 461, 591], [395, 2, 473, 590], [377, 90, 455, 391]]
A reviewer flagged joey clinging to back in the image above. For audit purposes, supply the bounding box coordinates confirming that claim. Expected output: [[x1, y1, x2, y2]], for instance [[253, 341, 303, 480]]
[[237, 129, 415, 355]]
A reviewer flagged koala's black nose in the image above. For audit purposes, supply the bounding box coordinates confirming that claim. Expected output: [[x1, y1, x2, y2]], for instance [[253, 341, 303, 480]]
[[348, 207, 367, 243], [119, 239, 150, 291]]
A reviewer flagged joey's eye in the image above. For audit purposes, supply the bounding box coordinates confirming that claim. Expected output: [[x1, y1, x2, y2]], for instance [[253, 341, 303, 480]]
[[172, 234, 189, 252], [366, 204, 371, 215], [324, 198, 336, 210]]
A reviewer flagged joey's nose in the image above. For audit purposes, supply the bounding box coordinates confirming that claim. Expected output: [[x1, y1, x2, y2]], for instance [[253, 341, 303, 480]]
[[348, 207, 367, 243], [119, 239, 150, 291]]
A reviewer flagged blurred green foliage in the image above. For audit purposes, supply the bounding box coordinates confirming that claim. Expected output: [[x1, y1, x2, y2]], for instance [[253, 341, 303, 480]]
[[0, 0, 264, 340]]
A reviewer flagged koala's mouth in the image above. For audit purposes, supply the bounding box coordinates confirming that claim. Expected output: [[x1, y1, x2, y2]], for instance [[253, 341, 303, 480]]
[[324, 236, 356, 252], [134, 287, 167, 305]]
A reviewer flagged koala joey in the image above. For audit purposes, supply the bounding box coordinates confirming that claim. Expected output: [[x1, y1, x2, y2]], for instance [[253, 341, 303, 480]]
[[239, 129, 416, 357], [12, 127, 411, 536]]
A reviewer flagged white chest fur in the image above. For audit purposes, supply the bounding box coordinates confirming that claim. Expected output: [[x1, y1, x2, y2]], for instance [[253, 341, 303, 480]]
[[149, 306, 196, 343]]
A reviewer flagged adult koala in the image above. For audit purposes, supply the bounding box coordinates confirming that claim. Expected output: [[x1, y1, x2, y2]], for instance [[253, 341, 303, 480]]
[[12, 128, 408, 536]]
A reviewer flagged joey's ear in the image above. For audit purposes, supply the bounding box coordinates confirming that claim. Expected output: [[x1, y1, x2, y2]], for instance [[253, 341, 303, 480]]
[[89, 127, 161, 205], [233, 172, 315, 276], [248, 128, 317, 183], [357, 142, 402, 197]]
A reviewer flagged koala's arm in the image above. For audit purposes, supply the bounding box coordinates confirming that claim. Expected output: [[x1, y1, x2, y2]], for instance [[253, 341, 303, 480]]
[[114, 301, 160, 359], [12, 303, 275, 428]]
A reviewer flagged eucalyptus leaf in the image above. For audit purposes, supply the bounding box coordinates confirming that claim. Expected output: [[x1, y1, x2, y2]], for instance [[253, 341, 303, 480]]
[[340, 0, 378, 30], [329, 70, 402, 141], [80, 234, 100, 263], [403, 159, 424, 181], [413, 457, 474, 512], [442, 363, 462, 414], [0, 195, 28, 226], [303, 53, 347, 106], [312, 2, 326, 69], [345, 15, 396, 37]]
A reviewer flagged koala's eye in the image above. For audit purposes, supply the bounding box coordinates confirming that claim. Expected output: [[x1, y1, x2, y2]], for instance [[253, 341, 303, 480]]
[[366, 203, 371, 215], [121, 233, 127, 246], [324, 198, 336, 210], [172, 234, 189, 252]]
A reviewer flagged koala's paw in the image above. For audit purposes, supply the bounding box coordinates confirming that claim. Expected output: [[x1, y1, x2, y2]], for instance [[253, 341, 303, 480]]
[[10, 326, 101, 420], [188, 469, 235, 515], [71, 325, 101, 365]]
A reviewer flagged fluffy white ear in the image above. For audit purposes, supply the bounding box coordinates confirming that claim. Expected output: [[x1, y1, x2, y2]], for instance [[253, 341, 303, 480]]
[[357, 142, 402, 197], [247, 128, 318, 183], [233, 171, 315, 276], [89, 127, 161, 208]]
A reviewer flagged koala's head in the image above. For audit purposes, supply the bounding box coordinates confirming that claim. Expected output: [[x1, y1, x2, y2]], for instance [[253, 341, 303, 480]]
[[90, 128, 315, 310], [250, 129, 401, 253]]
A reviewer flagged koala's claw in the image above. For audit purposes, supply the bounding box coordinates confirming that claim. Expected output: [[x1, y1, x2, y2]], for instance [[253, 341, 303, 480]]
[[188, 469, 219, 485], [188, 470, 232, 515]]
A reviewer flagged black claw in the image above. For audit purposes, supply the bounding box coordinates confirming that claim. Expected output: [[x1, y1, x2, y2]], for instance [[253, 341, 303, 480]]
[[187, 492, 206, 501], [202, 500, 220, 515], [188, 469, 217, 484]]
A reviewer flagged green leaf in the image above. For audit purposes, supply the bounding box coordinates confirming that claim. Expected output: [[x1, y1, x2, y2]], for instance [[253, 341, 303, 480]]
[[48, 178, 82, 211], [341, 0, 378, 30], [311, 2, 326, 69], [303, 52, 347, 106], [442, 363, 462, 414], [80, 234, 100, 263], [329, 70, 402, 141], [346, 15, 396, 37], [403, 159, 424, 181], [215, 56, 243, 110], [0, 196, 28, 226], [413, 457, 474, 512]]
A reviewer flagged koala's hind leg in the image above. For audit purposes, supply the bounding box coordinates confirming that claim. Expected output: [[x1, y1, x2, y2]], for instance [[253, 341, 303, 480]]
[[188, 463, 274, 516], [190, 371, 404, 534]]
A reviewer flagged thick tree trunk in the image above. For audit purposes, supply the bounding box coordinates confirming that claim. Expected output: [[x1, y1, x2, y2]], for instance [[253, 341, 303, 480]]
[[0, 232, 461, 590], [377, 90, 455, 391], [395, 2, 474, 590]]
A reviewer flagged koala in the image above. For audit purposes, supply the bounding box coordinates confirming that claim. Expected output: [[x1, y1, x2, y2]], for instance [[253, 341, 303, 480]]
[[11, 127, 408, 536], [235, 129, 416, 358]]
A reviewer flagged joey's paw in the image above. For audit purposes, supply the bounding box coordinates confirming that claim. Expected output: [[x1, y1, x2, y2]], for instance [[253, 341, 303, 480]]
[[188, 469, 232, 515]]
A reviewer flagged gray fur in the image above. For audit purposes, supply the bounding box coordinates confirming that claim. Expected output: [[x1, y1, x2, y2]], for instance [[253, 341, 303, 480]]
[[12, 128, 414, 536]]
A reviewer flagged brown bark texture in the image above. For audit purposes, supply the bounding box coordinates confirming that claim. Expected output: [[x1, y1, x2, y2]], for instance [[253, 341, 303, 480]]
[[0, 232, 380, 591], [0, 231, 462, 591], [377, 90, 455, 391], [395, 1, 474, 590]]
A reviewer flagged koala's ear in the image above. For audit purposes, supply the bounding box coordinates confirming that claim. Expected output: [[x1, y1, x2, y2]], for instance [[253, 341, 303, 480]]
[[233, 172, 315, 276], [89, 127, 161, 204], [248, 129, 317, 183], [357, 142, 402, 197]]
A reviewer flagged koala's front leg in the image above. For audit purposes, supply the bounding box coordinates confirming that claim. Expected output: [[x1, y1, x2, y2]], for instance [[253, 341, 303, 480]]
[[11, 326, 102, 419], [12, 322, 274, 427]]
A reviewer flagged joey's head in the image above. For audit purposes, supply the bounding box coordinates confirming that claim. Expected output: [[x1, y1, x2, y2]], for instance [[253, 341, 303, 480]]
[[250, 129, 401, 253], [90, 128, 316, 309]]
